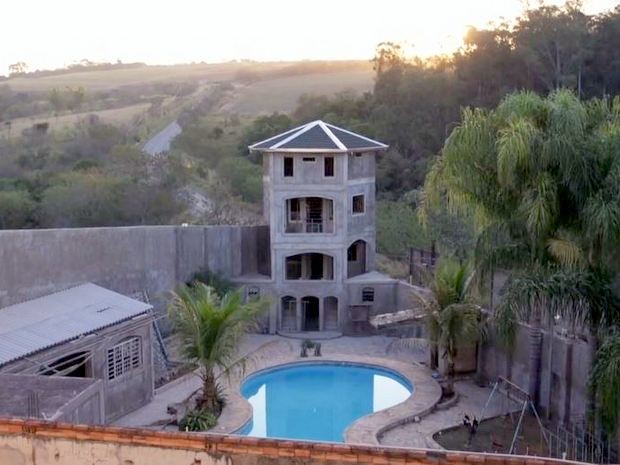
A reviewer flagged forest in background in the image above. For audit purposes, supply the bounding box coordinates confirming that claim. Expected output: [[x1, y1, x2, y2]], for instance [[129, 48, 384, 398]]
[[2, 1, 620, 263]]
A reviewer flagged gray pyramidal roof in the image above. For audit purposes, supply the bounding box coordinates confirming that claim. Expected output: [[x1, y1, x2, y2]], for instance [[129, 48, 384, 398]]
[[249, 120, 388, 152]]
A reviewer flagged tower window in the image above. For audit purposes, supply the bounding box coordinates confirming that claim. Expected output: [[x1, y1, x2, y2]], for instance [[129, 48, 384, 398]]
[[248, 286, 260, 300], [324, 157, 334, 177], [352, 195, 365, 214], [284, 157, 294, 177], [288, 198, 301, 221]]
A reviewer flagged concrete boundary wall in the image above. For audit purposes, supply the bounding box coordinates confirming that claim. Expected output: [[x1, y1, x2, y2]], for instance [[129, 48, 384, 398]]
[[0, 225, 270, 309], [0, 418, 585, 465], [478, 325, 591, 423]]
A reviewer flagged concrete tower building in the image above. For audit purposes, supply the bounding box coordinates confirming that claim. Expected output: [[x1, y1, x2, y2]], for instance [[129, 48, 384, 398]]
[[245, 120, 391, 334]]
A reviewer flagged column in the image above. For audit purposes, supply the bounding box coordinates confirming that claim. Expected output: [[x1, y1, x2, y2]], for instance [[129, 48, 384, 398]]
[[319, 298, 324, 331], [296, 298, 302, 332]]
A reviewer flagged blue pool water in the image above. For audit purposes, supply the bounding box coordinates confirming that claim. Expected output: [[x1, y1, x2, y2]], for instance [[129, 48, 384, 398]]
[[239, 363, 412, 442]]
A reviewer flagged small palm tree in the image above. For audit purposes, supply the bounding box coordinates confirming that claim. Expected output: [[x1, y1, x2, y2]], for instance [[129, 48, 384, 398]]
[[169, 283, 268, 412], [415, 259, 485, 396]]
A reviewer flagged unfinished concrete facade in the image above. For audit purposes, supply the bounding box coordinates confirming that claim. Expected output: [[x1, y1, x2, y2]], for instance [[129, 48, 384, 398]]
[[235, 120, 410, 334], [0, 284, 154, 424]]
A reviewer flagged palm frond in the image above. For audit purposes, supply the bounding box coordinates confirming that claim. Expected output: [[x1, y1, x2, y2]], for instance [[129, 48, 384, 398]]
[[591, 331, 620, 432], [546, 237, 584, 268]]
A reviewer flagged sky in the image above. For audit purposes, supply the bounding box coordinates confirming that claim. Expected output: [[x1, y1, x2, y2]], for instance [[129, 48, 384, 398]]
[[2, 0, 617, 75]]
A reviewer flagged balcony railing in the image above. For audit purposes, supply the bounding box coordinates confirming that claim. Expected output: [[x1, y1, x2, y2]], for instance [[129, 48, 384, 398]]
[[285, 219, 334, 234]]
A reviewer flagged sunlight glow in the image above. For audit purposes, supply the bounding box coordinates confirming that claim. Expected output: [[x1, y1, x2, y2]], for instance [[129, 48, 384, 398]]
[[2, 0, 616, 74]]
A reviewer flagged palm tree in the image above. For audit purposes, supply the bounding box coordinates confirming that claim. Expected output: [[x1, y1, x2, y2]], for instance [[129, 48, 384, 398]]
[[168, 283, 268, 412], [422, 90, 620, 407], [414, 259, 485, 396], [591, 331, 620, 433]]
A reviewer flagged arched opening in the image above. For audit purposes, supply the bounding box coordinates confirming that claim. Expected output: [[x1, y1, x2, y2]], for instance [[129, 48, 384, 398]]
[[285, 197, 334, 233], [323, 297, 339, 331], [39, 351, 91, 377], [286, 253, 334, 280], [280, 296, 297, 331], [347, 240, 367, 278], [301, 296, 320, 331]]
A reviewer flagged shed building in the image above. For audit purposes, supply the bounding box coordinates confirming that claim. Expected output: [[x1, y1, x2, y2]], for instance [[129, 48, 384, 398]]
[[0, 283, 154, 423]]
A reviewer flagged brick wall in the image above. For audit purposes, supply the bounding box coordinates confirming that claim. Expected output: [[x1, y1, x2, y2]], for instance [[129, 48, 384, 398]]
[[0, 418, 585, 465]]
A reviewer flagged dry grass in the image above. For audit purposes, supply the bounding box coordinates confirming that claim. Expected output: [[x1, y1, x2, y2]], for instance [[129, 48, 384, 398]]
[[3, 63, 245, 91], [0, 102, 151, 136], [225, 70, 374, 114]]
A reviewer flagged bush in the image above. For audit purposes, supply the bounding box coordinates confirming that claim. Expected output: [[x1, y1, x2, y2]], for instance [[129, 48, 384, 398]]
[[376, 200, 430, 257], [216, 156, 262, 203], [178, 408, 217, 432], [188, 269, 234, 298]]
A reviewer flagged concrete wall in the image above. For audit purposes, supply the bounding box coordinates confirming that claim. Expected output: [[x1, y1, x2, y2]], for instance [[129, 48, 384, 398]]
[[54, 380, 105, 425], [0, 375, 103, 424], [0, 418, 580, 465], [347, 151, 375, 179], [478, 324, 591, 422], [0, 225, 269, 309]]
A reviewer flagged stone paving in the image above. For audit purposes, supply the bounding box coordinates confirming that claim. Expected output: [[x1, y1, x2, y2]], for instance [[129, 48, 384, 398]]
[[380, 379, 520, 449], [114, 334, 513, 450]]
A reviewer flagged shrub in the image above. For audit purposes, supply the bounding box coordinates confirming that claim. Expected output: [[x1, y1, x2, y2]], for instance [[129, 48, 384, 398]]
[[178, 408, 217, 431]]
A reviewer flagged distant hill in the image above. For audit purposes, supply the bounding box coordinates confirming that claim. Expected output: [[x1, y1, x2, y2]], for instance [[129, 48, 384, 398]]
[[3, 60, 373, 94]]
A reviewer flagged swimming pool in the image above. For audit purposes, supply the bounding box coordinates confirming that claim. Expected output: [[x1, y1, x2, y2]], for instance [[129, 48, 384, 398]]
[[239, 362, 413, 442]]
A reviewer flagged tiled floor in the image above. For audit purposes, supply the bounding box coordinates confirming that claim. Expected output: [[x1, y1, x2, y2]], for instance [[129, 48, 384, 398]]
[[114, 334, 511, 449]]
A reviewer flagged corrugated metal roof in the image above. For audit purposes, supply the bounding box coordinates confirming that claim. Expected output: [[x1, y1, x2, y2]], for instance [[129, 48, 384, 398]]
[[249, 120, 388, 152], [0, 283, 152, 367]]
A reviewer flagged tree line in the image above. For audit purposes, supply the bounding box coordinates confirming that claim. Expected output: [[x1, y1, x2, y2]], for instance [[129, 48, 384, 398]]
[[276, 2, 620, 200]]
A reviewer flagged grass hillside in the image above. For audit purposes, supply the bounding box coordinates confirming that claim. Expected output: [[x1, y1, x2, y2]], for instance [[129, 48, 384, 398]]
[[224, 70, 373, 114]]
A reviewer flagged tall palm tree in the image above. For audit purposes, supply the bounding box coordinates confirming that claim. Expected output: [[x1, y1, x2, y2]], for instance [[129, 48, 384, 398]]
[[413, 259, 485, 395], [591, 331, 620, 432], [422, 90, 620, 407], [168, 283, 268, 412]]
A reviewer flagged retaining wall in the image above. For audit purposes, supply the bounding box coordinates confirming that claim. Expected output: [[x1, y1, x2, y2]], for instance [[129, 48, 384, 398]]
[[0, 418, 584, 465]]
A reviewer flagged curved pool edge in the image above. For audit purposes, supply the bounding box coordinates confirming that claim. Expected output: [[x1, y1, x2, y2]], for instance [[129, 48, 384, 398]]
[[211, 352, 441, 445], [343, 359, 442, 445]]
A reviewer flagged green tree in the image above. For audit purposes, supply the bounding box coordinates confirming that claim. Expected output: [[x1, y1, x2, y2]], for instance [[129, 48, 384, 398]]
[[423, 90, 620, 405], [591, 331, 620, 432], [412, 259, 484, 395], [168, 283, 268, 412], [0, 190, 35, 228], [237, 113, 292, 160]]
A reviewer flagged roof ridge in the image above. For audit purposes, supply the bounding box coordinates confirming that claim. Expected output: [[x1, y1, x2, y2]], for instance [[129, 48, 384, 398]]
[[271, 120, 320, 149], [247, 122, 308, 150], [324, 122, 388, 148], [318, 121, 346, 150]]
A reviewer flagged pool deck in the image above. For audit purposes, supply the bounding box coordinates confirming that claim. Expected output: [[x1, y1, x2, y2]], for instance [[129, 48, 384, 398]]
[[114, 334, 513, 449]]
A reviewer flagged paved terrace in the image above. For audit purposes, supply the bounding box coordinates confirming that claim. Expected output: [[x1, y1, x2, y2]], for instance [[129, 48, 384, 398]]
[[116, 335, 518, 449]]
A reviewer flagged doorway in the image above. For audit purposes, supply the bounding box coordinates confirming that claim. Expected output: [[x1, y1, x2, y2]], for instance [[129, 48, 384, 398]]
[[301, 296, 320, 331]]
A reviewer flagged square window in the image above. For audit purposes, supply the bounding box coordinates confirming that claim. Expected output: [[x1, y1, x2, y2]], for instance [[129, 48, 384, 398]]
[[324, 157, 334, 177], [107, 337, 141, 381], [352, 195, 365, 214], [284, 157, 294, 177], [248, 286, 260, 300]]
